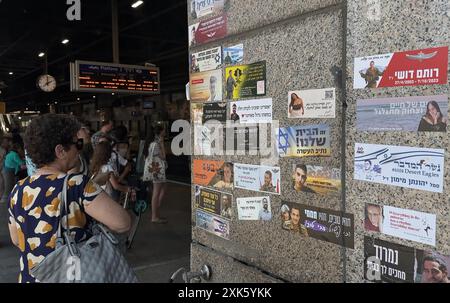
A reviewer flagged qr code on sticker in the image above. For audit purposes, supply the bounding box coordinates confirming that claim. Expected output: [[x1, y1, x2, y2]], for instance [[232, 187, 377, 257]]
[[257, 80, 265, 95], [325, 90, 334, 99]]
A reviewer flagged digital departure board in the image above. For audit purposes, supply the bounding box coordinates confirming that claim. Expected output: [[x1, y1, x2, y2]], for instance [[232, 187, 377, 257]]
[[70, 60, 160, 95]]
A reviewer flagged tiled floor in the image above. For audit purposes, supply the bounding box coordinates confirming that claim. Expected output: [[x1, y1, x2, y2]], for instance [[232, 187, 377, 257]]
[[0, 181, 191, 283]]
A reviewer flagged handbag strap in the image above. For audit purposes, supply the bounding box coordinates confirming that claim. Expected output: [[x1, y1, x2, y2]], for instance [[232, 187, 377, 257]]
[[148, 141, 156, 163], [56, 174, 70, 240], [55, 174, 79, 256]]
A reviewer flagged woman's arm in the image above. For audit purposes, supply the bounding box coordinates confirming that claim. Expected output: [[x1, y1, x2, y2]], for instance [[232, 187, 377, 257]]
[[8, 221, 19, 247], [85, 191, 131, 233], [159, 139, 166, 160], [109, 173, 130, 193]]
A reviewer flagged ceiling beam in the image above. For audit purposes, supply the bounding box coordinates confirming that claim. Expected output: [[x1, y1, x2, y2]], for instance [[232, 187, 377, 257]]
[[0, 31, 31, 58], [121, 34, 185, 45]]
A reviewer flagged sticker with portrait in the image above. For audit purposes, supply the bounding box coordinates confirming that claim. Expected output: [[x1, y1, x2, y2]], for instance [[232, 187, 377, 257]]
[[193, 160, 234, 189], [354, 143, 445, 193], [287, 88, 336, 118], [195, 185, 233, 219], [281, 201, 354, 248], [228, 98, 272, 124], [364, 203, 436, 246], [224, 61, 266, 100], [190, 46, 222, 73], [236, 196, 272, 221], [415, 250, 450, 283], [189, 69, 223, 102], [353, 46, 448, 89], [364, 236, 450, 283], [234, 163, 281, 195], [357, 95, 448, 132], [292, 164, 341, 195], [223, 43, 243, 65]]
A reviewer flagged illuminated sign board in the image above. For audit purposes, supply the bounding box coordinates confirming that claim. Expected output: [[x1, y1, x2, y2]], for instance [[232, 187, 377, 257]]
[[70, 60, 160, 95]]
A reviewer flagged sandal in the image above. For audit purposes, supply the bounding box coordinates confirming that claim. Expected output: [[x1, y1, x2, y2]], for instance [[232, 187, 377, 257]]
[[151, 218, 168, 224]]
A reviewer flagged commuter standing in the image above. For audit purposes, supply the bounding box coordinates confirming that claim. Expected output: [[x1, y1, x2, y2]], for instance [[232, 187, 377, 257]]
[[143, 124, 168, 224], [1, 141, 26, 203], [7, 114, 131, 283], [0, 136, 10, 203]]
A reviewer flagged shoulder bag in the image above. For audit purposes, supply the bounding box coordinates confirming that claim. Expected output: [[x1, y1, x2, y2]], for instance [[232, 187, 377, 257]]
[[30, 175, 138, 283]]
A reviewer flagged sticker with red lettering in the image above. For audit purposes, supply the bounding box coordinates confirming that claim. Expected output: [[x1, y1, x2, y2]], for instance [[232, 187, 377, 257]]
[[354, 46, 448, 89], [188, 13, 227, 47]]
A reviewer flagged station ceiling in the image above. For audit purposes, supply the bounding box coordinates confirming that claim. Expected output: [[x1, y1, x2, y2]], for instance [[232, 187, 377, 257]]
[[0, 0, 188, 111]]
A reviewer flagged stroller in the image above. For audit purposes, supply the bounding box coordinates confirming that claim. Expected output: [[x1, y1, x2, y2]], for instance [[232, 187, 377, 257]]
[[119, 173, 150, 249]]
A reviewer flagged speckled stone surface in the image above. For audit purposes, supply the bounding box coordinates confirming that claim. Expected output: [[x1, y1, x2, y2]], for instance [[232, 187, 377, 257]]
[[191, 243, 283, 282], [345, 0, 450, 283], [188, 0, 342, 38], [189, 0, 346, 283], [188, 0, 449, 283]]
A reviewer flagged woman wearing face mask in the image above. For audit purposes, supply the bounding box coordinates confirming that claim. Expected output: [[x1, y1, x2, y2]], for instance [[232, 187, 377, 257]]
[[7, 114, 130, 283]]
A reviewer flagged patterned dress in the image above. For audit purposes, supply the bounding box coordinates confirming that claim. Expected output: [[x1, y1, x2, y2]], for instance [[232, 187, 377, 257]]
[[8, 173, 102, 283], [142, 136, 166, 183]]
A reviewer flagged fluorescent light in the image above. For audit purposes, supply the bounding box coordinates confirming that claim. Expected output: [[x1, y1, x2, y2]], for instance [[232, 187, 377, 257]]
[[9, 72, 13, 75], [131, 1, 143, 8], [38, 52, 45, 57], [62, 39, 69, 44]]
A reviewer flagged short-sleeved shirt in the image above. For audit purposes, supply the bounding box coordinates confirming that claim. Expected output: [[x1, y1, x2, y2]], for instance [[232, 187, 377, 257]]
[[8, 174, 102, 283], [100, 164, 117, 196], [108, 151, 128, 175], [259, 209, 272, 221], [91, 131, 106, 149]]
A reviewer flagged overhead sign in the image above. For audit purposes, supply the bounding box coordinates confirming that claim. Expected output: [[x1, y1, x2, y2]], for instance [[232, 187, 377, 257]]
[[70, 60, 160, 95]]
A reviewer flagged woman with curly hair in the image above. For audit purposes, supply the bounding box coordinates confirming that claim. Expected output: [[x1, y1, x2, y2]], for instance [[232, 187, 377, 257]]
[[7, 114, 131, 283]]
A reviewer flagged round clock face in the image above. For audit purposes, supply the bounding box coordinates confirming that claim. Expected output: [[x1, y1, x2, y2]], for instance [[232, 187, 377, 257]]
[[37, 74, 57, 92]]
